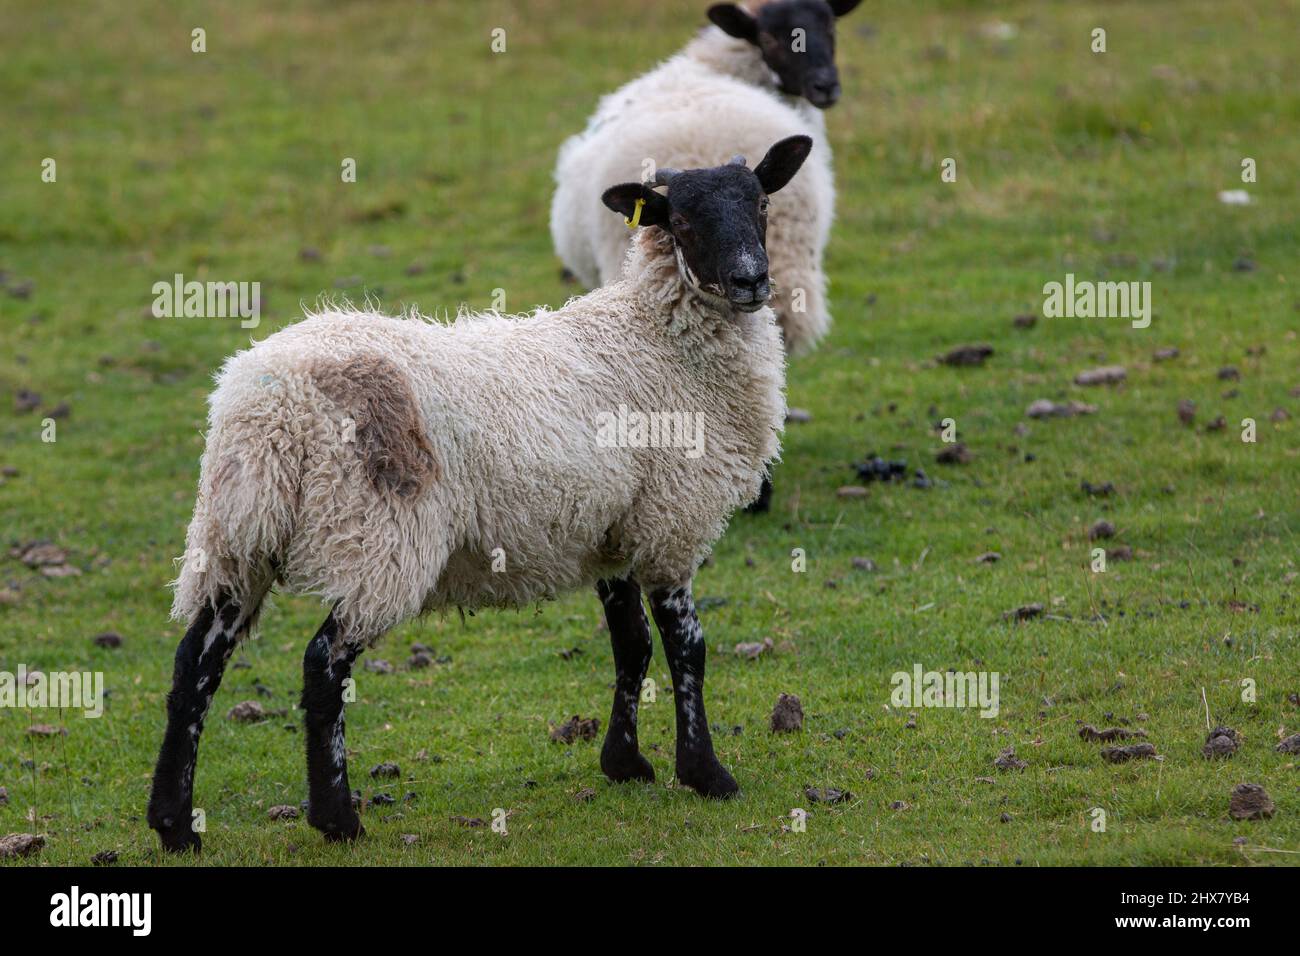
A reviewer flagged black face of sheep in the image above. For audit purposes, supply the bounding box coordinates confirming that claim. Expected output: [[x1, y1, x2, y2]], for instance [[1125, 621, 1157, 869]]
[[602, 135, 813, 313], [708, 0, 862, 108]]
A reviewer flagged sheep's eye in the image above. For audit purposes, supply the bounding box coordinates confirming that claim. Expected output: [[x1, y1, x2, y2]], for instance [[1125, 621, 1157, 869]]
[[759, 198, 770, 214], [670, 213, 691, 232]]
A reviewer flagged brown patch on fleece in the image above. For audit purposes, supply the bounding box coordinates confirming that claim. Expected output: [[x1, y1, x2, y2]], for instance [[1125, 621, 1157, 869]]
[[312, 356, 438, 498]]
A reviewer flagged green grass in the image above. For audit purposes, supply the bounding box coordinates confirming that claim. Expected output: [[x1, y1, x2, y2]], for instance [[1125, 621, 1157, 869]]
[[1, 0, 1298, 866]]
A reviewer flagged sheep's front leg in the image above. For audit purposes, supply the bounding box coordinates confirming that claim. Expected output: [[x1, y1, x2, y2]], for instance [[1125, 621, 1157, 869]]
[[596, 577, 655, 784], [301, 610, 365, 842], [148, 593, 251, 853], [648, 583, 738, 799]]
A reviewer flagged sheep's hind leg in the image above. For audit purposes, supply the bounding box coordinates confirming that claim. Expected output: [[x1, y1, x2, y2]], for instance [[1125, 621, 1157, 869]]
[[148, 591, 259, 853], [301, 607, 367, 842], [648, 583, 738, 799], [596, 577, 655, 784], [744, 476, 774, 514]]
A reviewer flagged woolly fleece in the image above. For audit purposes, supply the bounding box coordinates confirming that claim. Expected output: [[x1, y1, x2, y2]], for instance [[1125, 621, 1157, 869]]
[[172, 229, 785, 648], [551, 24, 835, 355]]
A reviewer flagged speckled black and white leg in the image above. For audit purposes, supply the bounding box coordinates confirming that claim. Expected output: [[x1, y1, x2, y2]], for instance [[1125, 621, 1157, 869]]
[[148, 592, 256, 852], [301, 608, 366, 842], [648, 582, 738, 799], [596, 577, 655, 784]]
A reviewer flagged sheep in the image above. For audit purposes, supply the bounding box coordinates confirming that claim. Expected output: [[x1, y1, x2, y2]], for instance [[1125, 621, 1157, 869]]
[[551, 0, 861, 360], [147, 135, 814, 852]]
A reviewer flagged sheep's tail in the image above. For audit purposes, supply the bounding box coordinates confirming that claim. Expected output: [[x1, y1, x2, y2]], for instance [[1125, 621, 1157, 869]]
[[170, 366, 309, 625]]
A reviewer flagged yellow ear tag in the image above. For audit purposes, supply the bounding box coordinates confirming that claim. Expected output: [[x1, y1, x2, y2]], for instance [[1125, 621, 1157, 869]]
[[625, 197, 645, 229]]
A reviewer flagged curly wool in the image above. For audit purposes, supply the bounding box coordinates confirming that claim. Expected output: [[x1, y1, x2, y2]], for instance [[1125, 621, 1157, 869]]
[[550, 21, 836, 355], [172, 229, 785, 647]]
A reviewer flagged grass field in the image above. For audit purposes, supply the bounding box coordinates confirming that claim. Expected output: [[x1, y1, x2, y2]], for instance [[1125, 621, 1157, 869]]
[[1, 0, 1298, 866]]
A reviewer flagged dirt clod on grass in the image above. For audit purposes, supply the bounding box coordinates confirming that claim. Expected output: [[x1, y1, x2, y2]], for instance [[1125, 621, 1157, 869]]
[[939, 344, 993, 367], [1274, 733, 1300, 754], [734, 637, 773, 659], [28, 724, 66, 737], [1079, 724, 1147, 742], [805, 786, 852, 804], [0, 833, 44, 859], [369, 762, 401, 779], [935, 442, 973, 465], [1228, 783, 1275, 821], [90, 849, 119, 865], [1004, 603, 1044, 622], [1089, 520, 1116, 540], [451, 815, 486, 827], [1026, 399, 1097, 419], [92, 631, 123, 648], [226, 700, 266, 722], [1074, 365, 1127, 386], [975, 551, 1001, 563], [1177, 399, 1197, 425], [10, 540, 80, 577], [1202, 727, 1240, 759], [549, 715, 599, 744], [855, 454, 909, 483], [770, 693, 804, 733], [1100, 743, 1158, 763], [994, 747, 1027, 771], [13, 389, 41, 413], [268, 805, 299, 820]]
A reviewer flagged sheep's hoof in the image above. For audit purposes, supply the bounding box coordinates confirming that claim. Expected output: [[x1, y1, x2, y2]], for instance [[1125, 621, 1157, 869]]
[[601, 750, 656, 784], [318, 817, 365, 843], [678, 761, 740, 800], [152, 818, 202, 854]]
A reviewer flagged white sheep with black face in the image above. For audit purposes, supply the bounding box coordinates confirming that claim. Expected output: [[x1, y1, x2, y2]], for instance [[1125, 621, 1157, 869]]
[[147, 137, 813, 853], [551, 0, 861, 360]]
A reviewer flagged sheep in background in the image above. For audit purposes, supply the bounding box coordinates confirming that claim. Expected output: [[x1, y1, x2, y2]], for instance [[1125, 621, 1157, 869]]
[[147, 136, 814, 852], [551, 0, 861, 359]]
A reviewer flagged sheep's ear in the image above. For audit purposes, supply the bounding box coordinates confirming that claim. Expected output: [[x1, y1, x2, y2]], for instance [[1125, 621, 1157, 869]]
[[707, 4, 758, 44], [754, 135, 813, 195], [602, 183, 670, 228], [828, 0, 863, 16]]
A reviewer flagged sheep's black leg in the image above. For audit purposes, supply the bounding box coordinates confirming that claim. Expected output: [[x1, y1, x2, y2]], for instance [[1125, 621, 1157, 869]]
[[596, 577, 655, 784], [745, 476, 773, 514], [302, 609, 365, 842], [148, 592, 253, 852], [648, 583, 738, 798]]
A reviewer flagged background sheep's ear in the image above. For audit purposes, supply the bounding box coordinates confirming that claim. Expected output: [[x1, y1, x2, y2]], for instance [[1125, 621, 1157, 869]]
[[828, 0, 863, 16], [707, 4, 758, 43], [601, 183, 670, 228], [754, 135, 813, 195]]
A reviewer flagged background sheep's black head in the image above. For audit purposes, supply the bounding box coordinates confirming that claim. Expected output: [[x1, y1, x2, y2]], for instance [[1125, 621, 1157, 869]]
[[602, 135, 813, 312], [707, 0, 862, 108]]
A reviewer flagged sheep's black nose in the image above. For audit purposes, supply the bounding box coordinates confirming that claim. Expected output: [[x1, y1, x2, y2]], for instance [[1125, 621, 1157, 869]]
[[807, 71, 841, 107], [729, 270, 766, 293]]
